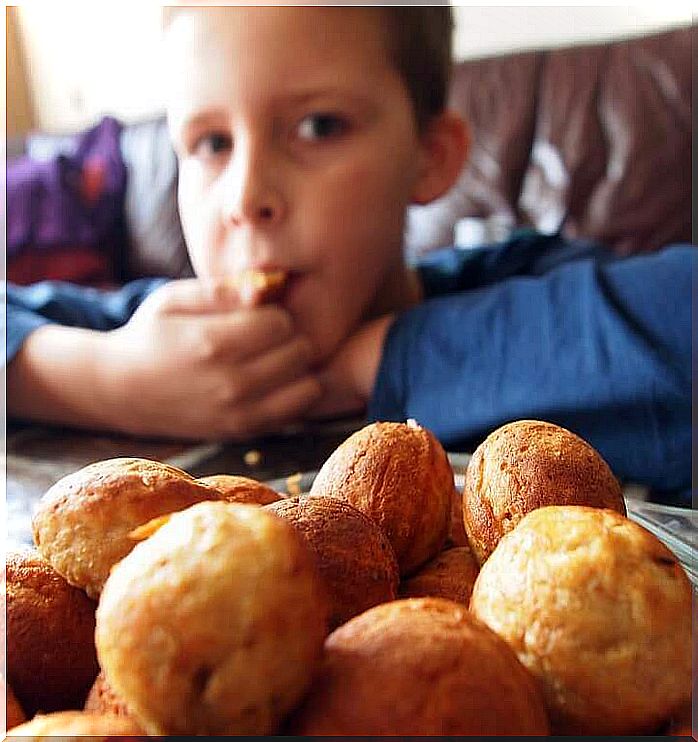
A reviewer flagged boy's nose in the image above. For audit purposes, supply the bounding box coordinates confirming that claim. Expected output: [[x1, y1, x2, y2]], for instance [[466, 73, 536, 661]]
[[221, 148, 285, 228]]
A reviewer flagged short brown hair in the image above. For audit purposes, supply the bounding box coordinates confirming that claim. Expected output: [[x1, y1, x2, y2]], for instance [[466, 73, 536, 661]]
[[381, 7, 454, 131]]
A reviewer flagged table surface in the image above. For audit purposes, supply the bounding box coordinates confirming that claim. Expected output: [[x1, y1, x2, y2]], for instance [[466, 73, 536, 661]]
[[6, 417, 364, 551]]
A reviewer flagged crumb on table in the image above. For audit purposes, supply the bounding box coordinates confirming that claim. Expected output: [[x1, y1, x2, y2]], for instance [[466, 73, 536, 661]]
[[244, 450, 262, 467], [286, 473, 303, 496]]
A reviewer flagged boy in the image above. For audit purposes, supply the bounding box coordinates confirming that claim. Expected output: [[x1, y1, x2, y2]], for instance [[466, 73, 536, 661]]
[[6, 7, 691, 498]]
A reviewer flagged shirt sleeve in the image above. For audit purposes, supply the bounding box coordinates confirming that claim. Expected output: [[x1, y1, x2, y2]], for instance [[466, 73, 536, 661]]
[[5, 278, 167, 366], [415, 229, 614, 293], [369, 244, 693, 492]]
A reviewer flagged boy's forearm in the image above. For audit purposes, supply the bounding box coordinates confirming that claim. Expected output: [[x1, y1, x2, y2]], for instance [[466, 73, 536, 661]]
[[7, 325, 121, 432]]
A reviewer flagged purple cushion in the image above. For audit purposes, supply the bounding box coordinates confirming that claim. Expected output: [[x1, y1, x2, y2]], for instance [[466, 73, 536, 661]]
[[7, 116, 127, 284]]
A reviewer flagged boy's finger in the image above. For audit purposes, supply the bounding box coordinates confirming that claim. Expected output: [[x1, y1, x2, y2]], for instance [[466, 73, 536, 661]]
[[179, 306, 298, 364], [239, 376, 323, 434], [152, 277, 244, 315], [239, 337, 316, 398], [215, 306, 298, 361]]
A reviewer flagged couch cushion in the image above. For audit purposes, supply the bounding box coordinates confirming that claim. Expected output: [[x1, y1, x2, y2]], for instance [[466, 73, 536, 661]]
[[408, 25, 693, 258], [517, 42, 608, 237], [120, 117, 193, 280], [7, 116, 126, 286], [519, 26, 693, 254]]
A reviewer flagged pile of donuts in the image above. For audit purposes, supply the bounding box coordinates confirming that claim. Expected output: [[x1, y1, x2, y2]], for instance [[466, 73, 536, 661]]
[[4, 419, 692, 737]]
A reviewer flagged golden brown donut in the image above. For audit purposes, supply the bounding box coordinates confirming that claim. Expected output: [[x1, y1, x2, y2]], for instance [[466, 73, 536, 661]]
[[470, 506, 692, 735], [4, 550, 99, 715], [6, 710, 144, 739], [287, 597, 549, 736], [310, 421, 453, 575], [463, 419, 625, 563], [4, 678, 27, 730], [32, 457, 221, 598], [398, 546, 479, 605], [95, 501, 328, 736], [84, 672, 140, 728], [198, 474, 282, 505], [266, 495, 399, 629]]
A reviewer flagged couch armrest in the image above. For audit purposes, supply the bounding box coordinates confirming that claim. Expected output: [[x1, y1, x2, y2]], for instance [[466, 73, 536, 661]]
[[119, 116, 193, 280]]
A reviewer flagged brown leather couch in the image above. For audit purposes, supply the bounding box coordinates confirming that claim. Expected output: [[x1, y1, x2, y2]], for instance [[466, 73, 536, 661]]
[[406, 24, 694, 258], [10, 24, 694, 282]]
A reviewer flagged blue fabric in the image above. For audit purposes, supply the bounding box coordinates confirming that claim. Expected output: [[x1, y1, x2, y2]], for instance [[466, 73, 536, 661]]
[[370, 234, 693, 501], [4, 278, 166, 364]]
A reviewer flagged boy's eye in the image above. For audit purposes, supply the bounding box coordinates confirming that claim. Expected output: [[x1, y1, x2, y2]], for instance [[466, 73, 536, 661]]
[[296, 114, 348, 142], [192, 132, 232, 159]]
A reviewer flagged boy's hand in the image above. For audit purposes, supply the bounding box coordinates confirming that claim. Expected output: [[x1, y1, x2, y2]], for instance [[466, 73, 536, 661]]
[[96, 278, 321, 439], [310, 314, 395, 420]]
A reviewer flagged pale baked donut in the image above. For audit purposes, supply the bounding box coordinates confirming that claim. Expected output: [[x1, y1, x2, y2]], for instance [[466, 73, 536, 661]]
[[198, 474, 282, 505], [398, 546, 479, 605], [463, 419, 625, 563], [32, 457, 221, 597], [95, 501, 328, 736], [470, 505, 692, 735], [266, 494, 399, 629], [4, 550, 99, 715], [6, 710, 143, 739], [310, 421, 453, 575], [287, 597, 549, 735]]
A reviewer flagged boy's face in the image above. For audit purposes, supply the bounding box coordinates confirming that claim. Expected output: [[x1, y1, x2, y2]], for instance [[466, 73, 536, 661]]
[[165, 7, 429, 362]]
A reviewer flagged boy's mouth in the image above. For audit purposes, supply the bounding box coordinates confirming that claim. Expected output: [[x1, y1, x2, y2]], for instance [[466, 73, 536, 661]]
[[278, 270, 306, 309]]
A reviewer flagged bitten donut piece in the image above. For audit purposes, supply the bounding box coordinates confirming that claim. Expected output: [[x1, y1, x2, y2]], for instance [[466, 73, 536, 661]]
[[233, 269, 288, 304], [198, 474, 282, 505], [463, 419, 625, 563], [287, 597, 549, 736], [32, 457, 221, 598], [470, 506, 692, 735], [6, 710, 144, 739], [4, 550, 99, 715], [310, 421, 453, 575], [266, 495, 399, 629], [96, 501, 328, 736], [399, 546, 479, 605]]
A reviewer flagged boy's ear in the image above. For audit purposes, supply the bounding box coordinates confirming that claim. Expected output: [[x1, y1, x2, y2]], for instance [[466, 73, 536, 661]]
[[410, 112, 470, 205]]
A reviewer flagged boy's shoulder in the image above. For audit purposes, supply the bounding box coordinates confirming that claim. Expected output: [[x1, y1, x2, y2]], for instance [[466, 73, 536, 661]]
[[415, 231, 611, 297]]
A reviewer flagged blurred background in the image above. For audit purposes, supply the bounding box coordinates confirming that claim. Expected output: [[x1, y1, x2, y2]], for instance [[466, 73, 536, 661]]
[[6, 4, 694, 285], [8, 5, 693, 135]]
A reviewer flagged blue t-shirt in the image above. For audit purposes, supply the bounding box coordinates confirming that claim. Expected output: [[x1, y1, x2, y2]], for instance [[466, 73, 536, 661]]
[[5, 232, 693, 502]]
